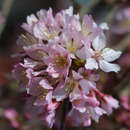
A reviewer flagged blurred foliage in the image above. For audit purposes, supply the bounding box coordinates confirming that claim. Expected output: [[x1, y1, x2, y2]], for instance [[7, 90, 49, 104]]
[[74, 0, 90, 5]]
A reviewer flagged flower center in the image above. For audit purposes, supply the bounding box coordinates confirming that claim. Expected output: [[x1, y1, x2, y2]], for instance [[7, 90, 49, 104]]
[[55, 55, 67, 69], [44, 29, 57, 40], [93, 51, 102, 60], [69, 40, 77, 53]]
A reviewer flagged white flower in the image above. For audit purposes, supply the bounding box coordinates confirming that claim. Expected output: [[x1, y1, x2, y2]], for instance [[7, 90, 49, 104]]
[[85, 33, 122, 72]]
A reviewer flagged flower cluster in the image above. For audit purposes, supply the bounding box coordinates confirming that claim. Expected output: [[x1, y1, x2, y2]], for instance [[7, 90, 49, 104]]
[[111, 7, 130, 34], [13, 7, 121, 128]]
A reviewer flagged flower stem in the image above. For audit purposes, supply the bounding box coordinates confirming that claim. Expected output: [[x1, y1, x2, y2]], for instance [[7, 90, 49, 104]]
[[60, 98, 69, 130]]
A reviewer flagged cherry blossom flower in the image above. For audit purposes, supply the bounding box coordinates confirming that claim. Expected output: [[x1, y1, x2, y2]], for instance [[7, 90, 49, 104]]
[[94, 89, 119, 115], [85, 32, 122, 72], [81, 14, 101, 41], [44, 43, 72, 79]]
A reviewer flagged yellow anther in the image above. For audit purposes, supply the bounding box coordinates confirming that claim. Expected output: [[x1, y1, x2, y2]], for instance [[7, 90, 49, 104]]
[[44, 29, 57, 40], [65, 87, 69, 92], [82, 24, 92, 37], [54, 56, 67, 68], [22, 71, 26, 76], [38, 89, 49, 99], [37, 50, 46, 56]]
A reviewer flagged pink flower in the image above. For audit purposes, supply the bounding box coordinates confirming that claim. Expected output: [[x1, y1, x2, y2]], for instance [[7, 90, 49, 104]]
[[33, 12, 60, 42], [101, 95, 119, 115], [67, 108, 91, 127], [69, 68, 97, 98], [4, 109, 21, 129], [89, 106, 106, 123], [61, 29, 84, 59], [120, 95, 130, 111], [71, 90, 100, 113], [12, 63, 28, 89], [95, 90, 119, 115], [44, 44, 72, 79], [81, 14, 101, 41], [55, 6, 80, 31]]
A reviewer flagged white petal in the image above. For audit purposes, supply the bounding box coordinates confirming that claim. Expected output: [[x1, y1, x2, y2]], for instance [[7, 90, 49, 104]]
[[79, 79, 96, 94], [27, 14, 38, 25], [64, 6, 73, 16], [92, 33, 106, 51], [52, 86, 68, 101], [104, 96, 119, 109], [76, 47, 86, 59], [85, 46, 95, 59], [72, 70, 83, 80], [23, 58, 39, 68], [77, 107, 86, 113], [33, 23, 45, 39], [69, 87, 81, 102], [102, 48, 122, 62], [90, 107, 106, 122], [93, 22, 98, 28], [39, 79, 53, 89], [99, 60, 120, 73], [72, 13, 80, 20], [85, 58, 98, 70], [99, 22, 109, 30], [51, 73, 59, 78], [79, 80, 90, 95], [46, 91, 52, 104]]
